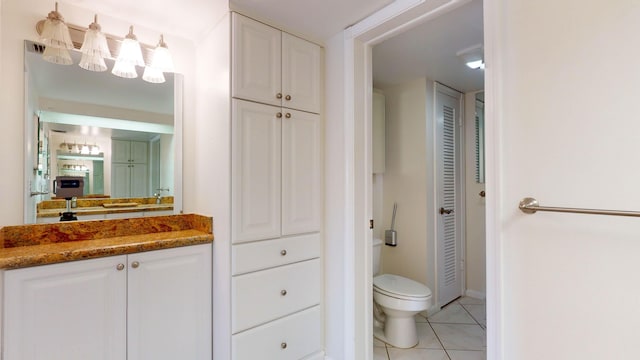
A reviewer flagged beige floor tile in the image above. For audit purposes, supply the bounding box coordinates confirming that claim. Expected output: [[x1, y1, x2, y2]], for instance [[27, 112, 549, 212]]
[[374, 345, 389, 360], [431, 323, 486, 351], [428, 304, 477, 324], [414, 323, 443, 349], [387, 348, 449, 360], [461, 304, 486, 327], [457, 296, 485, 305], [447, 349, 486, 360]]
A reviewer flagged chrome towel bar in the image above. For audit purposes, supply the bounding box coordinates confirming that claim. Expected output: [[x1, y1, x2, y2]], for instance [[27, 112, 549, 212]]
[[519, 197, 640, 218]]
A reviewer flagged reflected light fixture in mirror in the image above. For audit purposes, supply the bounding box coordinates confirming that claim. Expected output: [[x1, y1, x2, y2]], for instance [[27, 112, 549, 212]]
[[39, 2, 73, 65], [79, 15, 110, 72], [112, 26, 144, 79]]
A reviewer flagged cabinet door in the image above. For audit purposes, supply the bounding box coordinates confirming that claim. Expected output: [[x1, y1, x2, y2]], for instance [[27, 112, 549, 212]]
[[111, 163, 131, 198], [130, 163, 149, 197], [127, 244, 212, 360], [282, 33, 321, 114], [3, 256, 127, 360], [130, 141, 148, 163], [232, 99, 282, 243], [282, 109, 322, 235], [232, 13, 282, 107], [112, 139, 131, 163]]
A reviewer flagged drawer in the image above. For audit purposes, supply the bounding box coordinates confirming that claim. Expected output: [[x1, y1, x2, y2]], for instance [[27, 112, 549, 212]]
[[232, 233, 320, 275], [232, 258, 320, 333], [232, 306, 321, 360]]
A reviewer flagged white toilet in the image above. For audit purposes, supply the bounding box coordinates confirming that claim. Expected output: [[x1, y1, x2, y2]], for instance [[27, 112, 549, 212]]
[[372, 238, 432, 348]]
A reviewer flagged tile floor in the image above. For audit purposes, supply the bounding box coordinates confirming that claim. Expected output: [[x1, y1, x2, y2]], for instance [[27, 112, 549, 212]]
[[374, 296, 486, 360]]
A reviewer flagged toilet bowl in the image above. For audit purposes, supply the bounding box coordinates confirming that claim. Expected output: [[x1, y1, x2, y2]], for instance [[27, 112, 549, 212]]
[[373, 274, 432, 348], [372, 238, 432, 348]]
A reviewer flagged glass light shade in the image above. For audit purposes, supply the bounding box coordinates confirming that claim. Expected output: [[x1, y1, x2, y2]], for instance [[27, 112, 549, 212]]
[[112, 61, 138, 78], [150, 37, 174, 73], [115, 27, 145, 67], [40, 4, 73, 50], [42, 45, 72, 65], [80, 144, 90, 154], [90, 145, 100, 155], [79, 53, 107, 72], [142, 66, 166, 84]]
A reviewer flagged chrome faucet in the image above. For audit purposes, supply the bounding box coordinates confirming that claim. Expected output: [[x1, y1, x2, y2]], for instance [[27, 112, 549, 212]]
[[154, 188, 169, 204]]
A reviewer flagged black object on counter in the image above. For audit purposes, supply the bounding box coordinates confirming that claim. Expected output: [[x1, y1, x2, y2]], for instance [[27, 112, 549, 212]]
[[59, 197, 77, 222]]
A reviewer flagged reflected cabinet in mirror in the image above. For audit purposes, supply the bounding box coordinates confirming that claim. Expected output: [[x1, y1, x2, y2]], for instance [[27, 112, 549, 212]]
[[24, 40, 182, 224]]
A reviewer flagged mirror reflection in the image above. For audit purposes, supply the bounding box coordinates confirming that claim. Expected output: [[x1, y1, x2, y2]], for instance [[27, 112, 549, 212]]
[[475, 91, 485, 184], [25, 40, 179, 223]]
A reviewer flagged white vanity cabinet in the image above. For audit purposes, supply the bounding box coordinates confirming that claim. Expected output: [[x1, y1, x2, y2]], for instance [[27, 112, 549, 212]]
[[2, 244, 212, 360], [232, 12, 322, 114], [230, 12, 324, 360]]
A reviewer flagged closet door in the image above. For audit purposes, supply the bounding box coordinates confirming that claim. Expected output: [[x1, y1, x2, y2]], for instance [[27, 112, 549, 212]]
[[282, 109, 321, 235], [232, 13, 282, 107], [232, 99, 282, 243], [281, 33, 321, 114]]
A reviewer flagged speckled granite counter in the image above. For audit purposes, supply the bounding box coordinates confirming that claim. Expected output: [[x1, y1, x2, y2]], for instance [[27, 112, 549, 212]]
[[0, 214, 213, 269], [37, 196, 175, 218]]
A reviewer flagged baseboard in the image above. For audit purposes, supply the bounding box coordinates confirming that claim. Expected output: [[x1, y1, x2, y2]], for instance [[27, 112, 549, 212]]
[[465, 289, 486, 300]]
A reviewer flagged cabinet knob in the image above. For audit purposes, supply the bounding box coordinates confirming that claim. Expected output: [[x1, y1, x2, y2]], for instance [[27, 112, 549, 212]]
[[276, 112, 282, 118], [285, 95, 291, 101], [280, 249, 287, 256], [276, 93, 283, 99], [281, 289, 287, 296], [281, 342, 287, 349], [116, 263, 125, 271], [131, 261, 140, 269], [285, 113, 291, 119]]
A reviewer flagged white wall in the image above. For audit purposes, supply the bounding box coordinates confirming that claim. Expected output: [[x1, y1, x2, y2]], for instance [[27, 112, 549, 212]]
[[487, 0, 640, 358], [463, 91, 485, 298], [0, 0, 196, 227]]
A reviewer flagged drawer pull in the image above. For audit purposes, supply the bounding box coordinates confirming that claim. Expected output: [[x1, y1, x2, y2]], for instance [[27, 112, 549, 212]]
[[131, 261, 140, 269], [281, 289, 287, 296], [280, 249, 287, 256], [116, 263, 125, 271], [281, 342, 287, 349]]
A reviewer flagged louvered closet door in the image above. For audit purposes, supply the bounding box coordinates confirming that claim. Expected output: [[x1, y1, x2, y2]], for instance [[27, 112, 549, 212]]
[[435, 84, 463, 306]]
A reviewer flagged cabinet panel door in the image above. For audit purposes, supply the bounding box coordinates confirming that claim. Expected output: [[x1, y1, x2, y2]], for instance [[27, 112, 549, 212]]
[[3, 256, 127, 360], [232, 258, 321, 333], [111, 163, 131, 198], [282, 109, 321, 235], [282, 33, 321, 114], [130, 141, 148, 163], [232, 306, 321, 360], [127, 244, 212, 360], [130, 163, 149, 197], [232, 13, 282, 107], [232, 99, 282, 243], [112, 139, 131, 163]]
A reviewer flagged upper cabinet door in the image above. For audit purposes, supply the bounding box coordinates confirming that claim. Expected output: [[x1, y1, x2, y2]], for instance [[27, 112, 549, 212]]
[[282, 33, 321, 114], [129, 141, 148, 164], [232, 99, 282, 243], [112, 139, 131, 163], [282, 109, 321, 235], [232, 13, 282, 107]]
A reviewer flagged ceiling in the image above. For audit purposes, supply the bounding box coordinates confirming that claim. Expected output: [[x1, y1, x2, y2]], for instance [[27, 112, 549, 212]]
[[373, 0, 484, 92]]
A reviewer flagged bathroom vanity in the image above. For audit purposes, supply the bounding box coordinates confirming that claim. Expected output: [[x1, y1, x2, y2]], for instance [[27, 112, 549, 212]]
[[0, 214, 212, 360]]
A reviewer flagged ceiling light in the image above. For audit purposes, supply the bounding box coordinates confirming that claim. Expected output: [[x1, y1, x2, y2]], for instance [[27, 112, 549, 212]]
[[112, 26, 145, 78], [79, 15, 111, 72], [456, 44, 484, 71]]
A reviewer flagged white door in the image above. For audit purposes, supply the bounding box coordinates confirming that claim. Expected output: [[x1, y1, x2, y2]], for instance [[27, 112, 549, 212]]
[[130, 141, 148, 164], [435, 83, 463, 306], [130, 163, 149, 197], [127, 245, 212, 360], [232, 99, 282, 243], [281, 33, 322, 114], [111, 163, 131, 198], [3, 256, 127, 360], [281, 109, 321, 235]]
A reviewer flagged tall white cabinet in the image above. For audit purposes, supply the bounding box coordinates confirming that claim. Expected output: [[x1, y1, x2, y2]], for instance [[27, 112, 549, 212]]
[[3, 245, 212, 360], [112, 140, 149, 198], [230, 12, 323, 360]]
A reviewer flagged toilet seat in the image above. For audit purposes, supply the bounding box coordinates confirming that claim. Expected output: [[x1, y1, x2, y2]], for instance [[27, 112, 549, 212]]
[[373, 274, 431, 301]]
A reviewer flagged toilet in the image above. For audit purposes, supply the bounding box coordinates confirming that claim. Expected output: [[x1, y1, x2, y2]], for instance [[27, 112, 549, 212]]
[[372, 238, 432, 348]]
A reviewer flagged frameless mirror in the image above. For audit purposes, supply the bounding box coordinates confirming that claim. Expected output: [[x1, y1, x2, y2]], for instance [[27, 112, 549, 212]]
[[475, 91, 485, 184], [24, 40, 182, 223]]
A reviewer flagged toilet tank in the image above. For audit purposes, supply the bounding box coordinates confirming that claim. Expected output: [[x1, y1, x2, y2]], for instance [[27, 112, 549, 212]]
[[373, 238, 383, 275]]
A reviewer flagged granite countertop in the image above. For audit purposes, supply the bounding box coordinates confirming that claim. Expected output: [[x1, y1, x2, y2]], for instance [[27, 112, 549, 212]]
[[0, 214, 213, 270], [36, 196, 175, 218]]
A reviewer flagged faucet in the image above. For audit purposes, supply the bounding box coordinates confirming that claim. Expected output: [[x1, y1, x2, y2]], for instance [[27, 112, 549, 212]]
[[154, 188, 169, 204]]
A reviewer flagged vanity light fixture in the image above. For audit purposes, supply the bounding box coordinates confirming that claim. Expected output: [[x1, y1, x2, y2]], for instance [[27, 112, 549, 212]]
[[39, 2, 74, 65], [79, 15, 111, 72], [112, 26, 145, 78], [142, 35, 174, 83]]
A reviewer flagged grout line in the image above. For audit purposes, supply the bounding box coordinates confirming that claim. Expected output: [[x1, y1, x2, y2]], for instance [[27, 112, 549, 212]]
[[459, 303, 481, 326], [427, 321, 452, 360]]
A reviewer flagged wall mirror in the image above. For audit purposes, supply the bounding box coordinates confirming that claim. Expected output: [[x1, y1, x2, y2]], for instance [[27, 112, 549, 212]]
[[475, 91, 485, 184], [24, 40, 182, 223]]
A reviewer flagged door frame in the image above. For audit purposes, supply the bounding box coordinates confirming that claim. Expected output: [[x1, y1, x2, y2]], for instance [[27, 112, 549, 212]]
[[341, 0, 503, 358]]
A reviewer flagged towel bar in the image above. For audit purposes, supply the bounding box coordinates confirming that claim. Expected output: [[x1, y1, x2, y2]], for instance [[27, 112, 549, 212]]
[[519, 197, 640, 218]]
